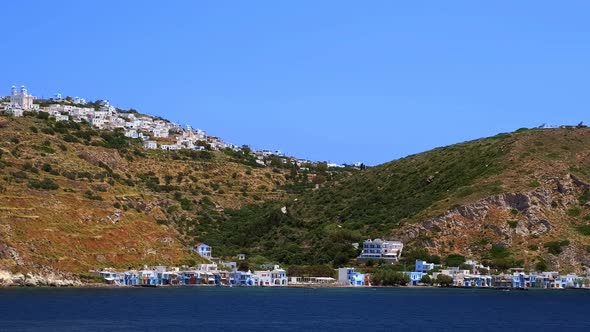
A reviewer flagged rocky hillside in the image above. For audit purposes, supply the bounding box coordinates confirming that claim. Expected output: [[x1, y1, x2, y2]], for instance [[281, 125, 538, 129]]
[[3, 112, 590, 277], [0, 114, 342, 279], [211, 127, 590, 274]]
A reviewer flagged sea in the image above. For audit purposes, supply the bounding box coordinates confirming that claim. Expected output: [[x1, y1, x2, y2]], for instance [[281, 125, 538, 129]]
[[0, 287, 589, 331]]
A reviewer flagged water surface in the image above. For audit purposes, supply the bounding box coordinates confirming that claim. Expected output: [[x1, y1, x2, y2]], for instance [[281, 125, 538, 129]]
[[0, 287, 588, 331]]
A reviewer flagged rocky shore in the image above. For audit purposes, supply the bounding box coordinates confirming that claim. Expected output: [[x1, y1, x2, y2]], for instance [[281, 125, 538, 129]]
[[0, 270, 83, 287]]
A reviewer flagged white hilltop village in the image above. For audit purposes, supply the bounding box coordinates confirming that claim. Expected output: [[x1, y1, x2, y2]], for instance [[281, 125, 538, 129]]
[[0, 85, 363, 169]]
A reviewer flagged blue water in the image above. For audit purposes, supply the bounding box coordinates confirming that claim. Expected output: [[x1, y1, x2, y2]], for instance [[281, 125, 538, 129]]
[[0, 287, 589, 331]]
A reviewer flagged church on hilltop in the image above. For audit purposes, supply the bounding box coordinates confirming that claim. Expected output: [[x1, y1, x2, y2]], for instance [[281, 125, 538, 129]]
[[10, 85, 34, 110]]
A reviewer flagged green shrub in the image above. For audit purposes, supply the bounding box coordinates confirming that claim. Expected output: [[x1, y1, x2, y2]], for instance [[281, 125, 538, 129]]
[[445, 254, 466, 267], [41, 127, 55, 135], [28, 178, 59, 190], [62, 134, 79, 143], [83, 190, 102, 200], [32, 145, 55, 154], [567, 207, 582, 218], [436, 274, 454, 287], [490, 244, 512, 259], [528, 180, 541, 188], [535, 260, 548, 272], [36, 112, 49, 120], [371, 268, 410, 286], [576, 225, 590, 236], [180, 198, 193, 211], [507, 220, 518, 229], [544, 241, 567, 255]]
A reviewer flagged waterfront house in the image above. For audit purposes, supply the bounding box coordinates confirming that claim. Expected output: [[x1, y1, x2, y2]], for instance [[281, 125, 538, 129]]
[[193, 243, 212, 259], [221, 262, 237, 271], [230, 270, 258, 286], [463, 275, 492, 288], [406, 272, 426, 286], [99, 271, 125, 286], [255, 265, 289, 286], [197, 264, 218, 273], [415, 260, 437, 273], [180, 270, 206, 285], [271, 267, 289, 286], [357, 239, 404, 263], [338, 267, 366, 287]]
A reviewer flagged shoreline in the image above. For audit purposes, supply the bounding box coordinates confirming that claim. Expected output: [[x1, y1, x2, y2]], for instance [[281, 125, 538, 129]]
[[2, 283, 589, 291]]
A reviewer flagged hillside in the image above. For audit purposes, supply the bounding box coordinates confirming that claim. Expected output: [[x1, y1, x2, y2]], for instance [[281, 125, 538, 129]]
[[3, 112, 590, 278], [0, 114, 351, 279], [210, 127, 590, 274]]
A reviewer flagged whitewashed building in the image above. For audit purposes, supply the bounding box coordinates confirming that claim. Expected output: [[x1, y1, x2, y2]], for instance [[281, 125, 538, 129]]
[[9, 85, 34, 110], [358, 239, 404, 263], [144, 141, 158, 149]]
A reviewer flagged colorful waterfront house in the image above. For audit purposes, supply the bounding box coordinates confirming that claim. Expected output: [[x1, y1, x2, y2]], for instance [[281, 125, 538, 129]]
[[406, 272, 425, 286], [512, 273, 527, 288], [180, 270, 205, 285], [351, 273, 366, 287], [415, 260, 436, 273], [230, 271, 258, 286], [492, 274, 514, 288], [271, 267, 288, 286], [217, 271, 231, 285], [99, 271, 125, 285], [463, 275, 492, 288], [194, 243, 212, 259], [124, 272, 139, 286], [555, 275, 580, 289], [138, 270, 158, 285], [255, 271, 272, 286], [254, 265, 289, 286]]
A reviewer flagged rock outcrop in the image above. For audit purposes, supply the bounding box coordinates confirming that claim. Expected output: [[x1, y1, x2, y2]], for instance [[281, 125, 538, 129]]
[[396, 174, 590, 273], [0, 270, 82, 287]]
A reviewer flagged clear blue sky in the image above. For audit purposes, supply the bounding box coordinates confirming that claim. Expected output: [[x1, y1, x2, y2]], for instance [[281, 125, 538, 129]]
[[2, 1, 589, 165]]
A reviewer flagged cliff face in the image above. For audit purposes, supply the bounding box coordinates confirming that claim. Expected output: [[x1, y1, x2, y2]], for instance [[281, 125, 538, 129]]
[[397, 174, 590, 273]]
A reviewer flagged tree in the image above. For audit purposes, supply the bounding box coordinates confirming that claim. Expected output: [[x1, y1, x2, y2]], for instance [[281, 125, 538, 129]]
[[535, 260, 548, 272], [238, 262, 250, 272], [316, 162, 328, 173], [241, 145, 252, 155], [445, 254, 466, 267], [436, 274, 454, 287], [420, 274, 432, 285]]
